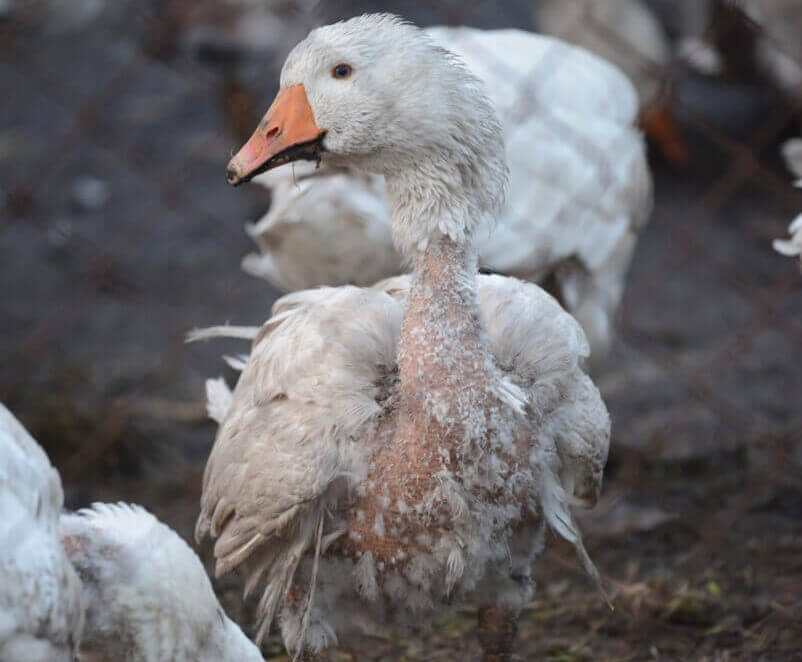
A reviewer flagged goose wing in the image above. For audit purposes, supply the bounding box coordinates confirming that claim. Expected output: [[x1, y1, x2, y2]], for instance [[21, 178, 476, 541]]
[[195, 286, 402, 641]]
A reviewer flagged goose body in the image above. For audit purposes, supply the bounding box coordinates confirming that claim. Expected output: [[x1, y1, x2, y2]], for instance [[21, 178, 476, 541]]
[[533, 0, 690, 165], [742, 0, 802, 95], [534, 0, 670, 109], [245, 26, 651, 359], [61, 503, 264, 662], [198, 273, 609, 653], [0, 404, 84, 662], [773, 138, 802, 268], [0, 404, 262, 662], [200, 15, 610, 657]]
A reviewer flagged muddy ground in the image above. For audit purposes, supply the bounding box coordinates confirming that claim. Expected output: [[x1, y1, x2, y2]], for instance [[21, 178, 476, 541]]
[[1, 2, 800, 660]]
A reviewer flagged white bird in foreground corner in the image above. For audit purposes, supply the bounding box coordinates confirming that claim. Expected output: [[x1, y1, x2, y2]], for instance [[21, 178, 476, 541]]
[[0, 404, 263, 662], [61, 504, 264, 662], [195, 14, 611, 660], [0, 404, 84, 662], [244, 24, 652, 362], [773, 138, 802, 269]]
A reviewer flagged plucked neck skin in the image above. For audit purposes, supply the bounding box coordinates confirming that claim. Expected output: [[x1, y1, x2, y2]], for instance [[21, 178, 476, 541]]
[[371, 40, 509, 466], [396, 232, 484, 438], [386, 143, 507, 467]]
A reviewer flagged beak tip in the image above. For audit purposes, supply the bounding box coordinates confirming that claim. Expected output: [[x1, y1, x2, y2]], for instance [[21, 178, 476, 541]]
[[225, 163, 242, 187]]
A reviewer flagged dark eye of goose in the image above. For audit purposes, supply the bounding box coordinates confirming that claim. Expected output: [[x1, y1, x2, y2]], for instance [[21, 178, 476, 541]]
[[331, 63, 352, 79]]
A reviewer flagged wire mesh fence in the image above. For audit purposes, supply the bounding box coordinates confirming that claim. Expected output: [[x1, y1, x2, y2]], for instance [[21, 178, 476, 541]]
[[1, 1, 800, 659]]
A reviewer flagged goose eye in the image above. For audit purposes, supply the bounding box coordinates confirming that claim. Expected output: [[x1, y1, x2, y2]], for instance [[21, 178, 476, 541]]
[[331, 63, 352, 79]]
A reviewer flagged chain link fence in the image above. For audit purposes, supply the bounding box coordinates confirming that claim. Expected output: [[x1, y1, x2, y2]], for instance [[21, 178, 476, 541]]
[[1, 1, 800, 659]]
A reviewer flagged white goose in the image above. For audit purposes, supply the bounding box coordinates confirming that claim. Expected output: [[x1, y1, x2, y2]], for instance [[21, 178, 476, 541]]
[[244, 24, 652, 361], [773, 138, 802, 268], [197, 14, 610, 659], [534, 0, 687, 165], [61, 503, 264, 662], [0, 404, 263, 662], [741, 0, 802, 96], [0, 404, 84, 662]]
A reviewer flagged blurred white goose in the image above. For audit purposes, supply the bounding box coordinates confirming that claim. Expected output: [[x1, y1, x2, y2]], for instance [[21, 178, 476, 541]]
[[245, 24, 652, 361], [1, 0, 108, 33], [658, 0, 802, 98], [534, 0, 687, 165], [61, 503, 264, 662], [0, 404, 263, 662], [741, 0, 802, 96], [0, 404, 84, 662], [168, 0, 311, 62], [773, 138, 802, 268], [197, 14, 610, 659]]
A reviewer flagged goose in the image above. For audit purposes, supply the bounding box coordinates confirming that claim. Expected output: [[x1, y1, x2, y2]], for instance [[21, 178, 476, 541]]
[[533, 0, 687, 165], [740, 0, 802, 97], [167, 0, 310, 64], [61, 503, 264, 662], [661, 0, 802, 100], [244, 25, 652, 362], [1, 0, 107, 33], [0, 403, 84, 662], [196, 14, 610, 659], [773, 138, 802, 268], [0, 404, 263, 662]]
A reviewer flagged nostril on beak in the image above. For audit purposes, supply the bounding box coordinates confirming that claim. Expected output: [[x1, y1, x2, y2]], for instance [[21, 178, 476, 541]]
[[226, 165, 239, 185], [265, 126, 280, 139]]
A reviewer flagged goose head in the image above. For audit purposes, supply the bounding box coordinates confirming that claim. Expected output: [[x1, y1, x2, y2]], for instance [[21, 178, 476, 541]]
[[226, 14, 508, 255]]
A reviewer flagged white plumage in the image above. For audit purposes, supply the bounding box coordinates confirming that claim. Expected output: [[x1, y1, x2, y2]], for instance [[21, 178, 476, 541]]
[[244, 25, 652, 360], [0, 404, 84, 662], [773, 138, 802, 268], [782, 138, 802, 187], [742, 0, 802, 96], [198, 15, 611, 658], [534, 0, 670, 109], [0, 403, 263, 662], [197, 273, 609, 653], [61, 503, 264, 662]]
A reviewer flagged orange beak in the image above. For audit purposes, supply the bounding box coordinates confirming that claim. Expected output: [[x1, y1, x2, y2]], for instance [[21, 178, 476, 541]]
[[226, 84, 325, 186], [640, 101, 688, 168]]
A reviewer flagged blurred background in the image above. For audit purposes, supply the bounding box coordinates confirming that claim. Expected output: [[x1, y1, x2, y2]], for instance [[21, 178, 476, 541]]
[[1, 0, 801, 659]]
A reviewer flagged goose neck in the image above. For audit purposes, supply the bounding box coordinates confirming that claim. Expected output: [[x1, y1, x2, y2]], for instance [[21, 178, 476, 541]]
[[395, 225, 492, 438]]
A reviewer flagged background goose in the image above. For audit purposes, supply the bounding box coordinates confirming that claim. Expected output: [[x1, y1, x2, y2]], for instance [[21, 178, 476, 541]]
[[533, 0, 687, 165], [0, 403, 84, 662], [244, 25, 652, 362], [0, 404, 263, 662], [773, 138, 802, 268], [739, 0, 802, 97], [197, 14, 610, 659]]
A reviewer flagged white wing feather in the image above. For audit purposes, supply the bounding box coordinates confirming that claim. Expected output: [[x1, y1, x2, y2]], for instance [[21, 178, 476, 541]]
[[0, 404, 84, 662]]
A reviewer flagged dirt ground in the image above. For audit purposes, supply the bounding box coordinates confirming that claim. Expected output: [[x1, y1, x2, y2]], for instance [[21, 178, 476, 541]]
[[1, 2, 800, 660]]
